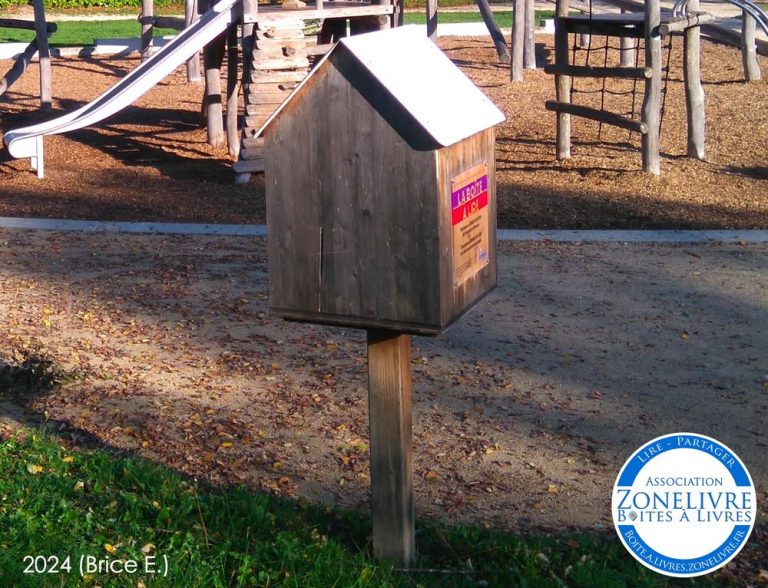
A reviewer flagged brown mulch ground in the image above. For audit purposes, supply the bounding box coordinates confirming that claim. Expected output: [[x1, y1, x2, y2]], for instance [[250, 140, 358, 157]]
[[1, 34, 766, 228]]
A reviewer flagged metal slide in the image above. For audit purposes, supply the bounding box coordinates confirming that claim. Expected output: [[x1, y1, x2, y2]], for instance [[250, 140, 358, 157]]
[[672, 0, 768, 34], [3, 0, 240, 178]]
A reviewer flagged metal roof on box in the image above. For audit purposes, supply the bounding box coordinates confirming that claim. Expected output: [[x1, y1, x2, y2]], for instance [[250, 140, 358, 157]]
[[256, 26, 505, 147]]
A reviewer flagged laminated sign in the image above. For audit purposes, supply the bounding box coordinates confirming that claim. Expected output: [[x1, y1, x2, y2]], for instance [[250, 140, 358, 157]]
[[451, 162, 490, 286]]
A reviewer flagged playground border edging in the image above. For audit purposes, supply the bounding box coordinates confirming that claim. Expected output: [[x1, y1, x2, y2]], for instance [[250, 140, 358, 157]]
[[1, 217, 767, 242]]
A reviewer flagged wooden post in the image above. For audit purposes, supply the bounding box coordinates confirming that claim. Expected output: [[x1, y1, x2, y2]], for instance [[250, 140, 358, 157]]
[[226, 24, 240, 158], [642, 0, 661, 174], [741, 10, 761, 81], [511, 0, 525, 78], [236, 0, 258, 184], [31, 0, 51, 110], [426, 0, 438, 41], [140, 0, 154, 61], [684, 0, 705, 160], [554, 0, 571, 158], [477, 0, 510, 64], [204, 28, 227, 147], [185, 0, 202, 82], [524, 0, 536, 69], [241, 0, 257, 93], [620, 9, 635, 67], [351, 15, 391, 35], [367, 330, 415, 569]]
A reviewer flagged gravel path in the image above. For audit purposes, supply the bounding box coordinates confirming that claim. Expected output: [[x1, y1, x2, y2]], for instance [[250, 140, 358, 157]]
[[1, 230, 765, 533]]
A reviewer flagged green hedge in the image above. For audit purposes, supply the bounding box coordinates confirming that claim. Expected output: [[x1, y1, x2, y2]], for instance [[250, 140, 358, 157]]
[[0, 0, 179, 9], [0, 0, 498, 11]]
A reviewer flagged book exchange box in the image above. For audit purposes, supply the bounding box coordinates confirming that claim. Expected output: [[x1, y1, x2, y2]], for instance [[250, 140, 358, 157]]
[[258, 26, 505, 335]]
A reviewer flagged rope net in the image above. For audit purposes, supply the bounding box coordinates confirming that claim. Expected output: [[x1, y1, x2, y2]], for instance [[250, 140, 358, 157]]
[[568, 29, 675, 144]]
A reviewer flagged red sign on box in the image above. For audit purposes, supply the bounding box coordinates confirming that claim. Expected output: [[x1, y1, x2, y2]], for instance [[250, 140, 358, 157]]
[[450, 163, 490, 286]]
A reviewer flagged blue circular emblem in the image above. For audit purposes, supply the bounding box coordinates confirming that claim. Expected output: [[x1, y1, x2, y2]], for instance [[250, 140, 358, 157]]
[[612, 432, 756, 578]]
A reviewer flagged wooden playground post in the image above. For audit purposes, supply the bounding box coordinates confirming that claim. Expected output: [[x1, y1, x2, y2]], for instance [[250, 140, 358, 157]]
[[741, 11, 761, 81], [185, 0, 202, 82], [524, 0, 536, 69], [620, 8, 635, 67], [684, 0, 705, 159], [511, 0, 525, 79], [226, 23, 240, 158], [198, 0, 226, 148], [427, 0, 438, 40], [141, 0, 154, 61], [204, 30, 227, 147], [553, 0, 570, 158], [476, 0, 510, 63], [641, 0, 661, 174], [32, 0, 51, 109], [367, 330, 415, 567]]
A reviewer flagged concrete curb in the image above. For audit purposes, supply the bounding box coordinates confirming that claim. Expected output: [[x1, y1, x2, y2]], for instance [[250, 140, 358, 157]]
[[1, 217, 767, 242]]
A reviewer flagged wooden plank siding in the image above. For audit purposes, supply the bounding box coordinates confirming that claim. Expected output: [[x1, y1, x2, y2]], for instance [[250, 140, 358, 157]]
[[265, 49, 497, 334]]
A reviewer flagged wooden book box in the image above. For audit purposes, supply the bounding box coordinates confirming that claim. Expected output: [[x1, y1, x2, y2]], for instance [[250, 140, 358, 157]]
[[258, 26, 505, 335]]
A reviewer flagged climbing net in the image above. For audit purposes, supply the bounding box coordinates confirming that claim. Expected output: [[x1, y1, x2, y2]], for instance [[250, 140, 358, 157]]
[[568, 12, 675, 145]]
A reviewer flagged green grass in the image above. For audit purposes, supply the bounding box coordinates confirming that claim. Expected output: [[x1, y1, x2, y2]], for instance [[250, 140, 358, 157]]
[[0, 10, 557, 46], [0, 20, 177, 46], [0, 429, 713, 588], [404, 10, 555, 26]]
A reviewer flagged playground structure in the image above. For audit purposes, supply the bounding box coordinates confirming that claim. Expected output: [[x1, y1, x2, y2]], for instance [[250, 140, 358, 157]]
[[4, 0, 399, 178], [541, 0, 767, 173], [0, 0, 54, 110], [1, 0, 766, 178]]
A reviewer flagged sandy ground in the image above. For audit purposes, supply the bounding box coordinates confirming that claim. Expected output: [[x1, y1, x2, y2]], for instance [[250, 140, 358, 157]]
[[1, 230, 766, 537]]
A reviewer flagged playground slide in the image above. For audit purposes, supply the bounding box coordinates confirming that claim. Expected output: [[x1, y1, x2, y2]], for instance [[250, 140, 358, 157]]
[[3, 0, 240, 178]]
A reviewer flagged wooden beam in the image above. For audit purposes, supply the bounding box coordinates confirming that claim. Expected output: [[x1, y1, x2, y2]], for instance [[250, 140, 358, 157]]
[[254, 5, 393, 22], [252, 55, 310, 70], [544, 63, 651, 78], [367, 330, 415, 569], [477, 0, 510, 64], [658, 13, 714, 35], [545, 100, 647, 133], [0, 18, 56, 32], [558, 15, 645, 38], [153, 16, 185, 30], [250, 69, 308, 83]]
